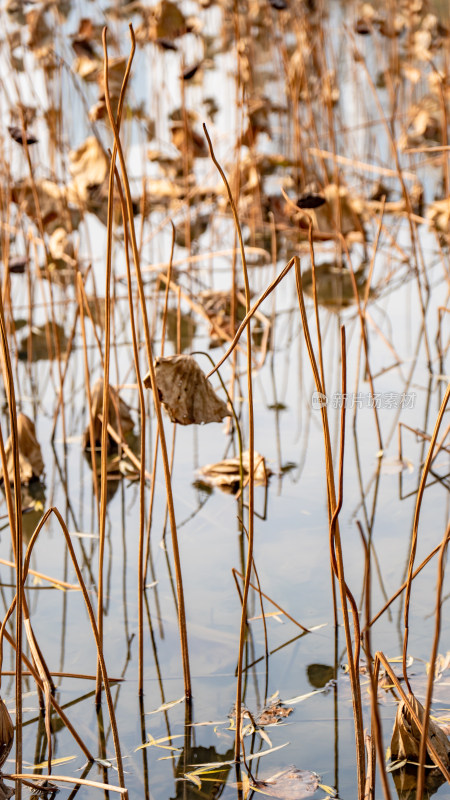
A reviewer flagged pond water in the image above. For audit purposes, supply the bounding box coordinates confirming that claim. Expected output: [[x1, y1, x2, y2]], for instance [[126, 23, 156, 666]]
[[0, 0, 449, 799]]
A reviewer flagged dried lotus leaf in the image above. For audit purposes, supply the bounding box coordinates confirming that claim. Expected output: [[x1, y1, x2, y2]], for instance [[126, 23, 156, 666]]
[[83, 378, 134, 450], [427, 199, 450, 234], [155, 0, 187, 40], [199, 451, 271, 493], [144, 355, 230, 425], [11, 178, 81, 233], [68, 137, 109, 204], [390, 693, 450, 768], [4, 413, 44, 485], [0, 697, 13, 769]]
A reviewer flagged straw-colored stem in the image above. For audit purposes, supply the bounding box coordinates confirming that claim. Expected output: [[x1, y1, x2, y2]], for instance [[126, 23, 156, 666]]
[[295, 258, 365, 795], [416, 519, 450, 799], [202, 123, 255, 762], [114, 165, 147, 696], [0, 275, 23, 800], [103, 24, 191, 699], [402, 383, 450, 691]]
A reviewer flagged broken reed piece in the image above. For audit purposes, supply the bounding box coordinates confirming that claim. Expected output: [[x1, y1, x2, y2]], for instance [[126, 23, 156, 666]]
[[143, 354, 230, 425], [2, 413, 44, 485]]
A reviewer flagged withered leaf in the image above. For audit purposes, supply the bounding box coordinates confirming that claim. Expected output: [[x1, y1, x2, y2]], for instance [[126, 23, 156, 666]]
[[390, 693, 450, 769], [144, 355, 230, 425], [8, 257, 27, 274], [18, 323, 68, 362], [11, 179, 81, 233], [155, 0, 187, 40], [302, 262, 367, 309], [48, 228, 75, 268], [68, 136, 109, 205], [252, 766, 320, 799], [296, 192, 326, 209], [182, 62, 201, 80], [0, 696, 14, 769], [0, 779, 14, 800], [427, 199, 450, 234], [155, 37, 178, 50], [83, 379, 134, 450], [8, 126, 38, 146], [3, 413, 44, 485]]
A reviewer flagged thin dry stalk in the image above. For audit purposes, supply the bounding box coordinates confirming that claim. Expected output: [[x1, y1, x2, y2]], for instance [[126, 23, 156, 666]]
[[76, 274, 100, 519], [206, 257, 295, 380], [364, 534, 450, 630], [203, 123, 255, 763], [96, 24, 135, 706], [294, 258, 365, 795], [403, 383, 450, 690], [0, 559, 80, 590], [358, 523, 391, 800], [0, 276, 23, 799], [231, 569, 309, 631], [328, 328, 362, 672], [416, 519, 450, 799], [113, 166, 147, 696], [103, 24, 191, 699]]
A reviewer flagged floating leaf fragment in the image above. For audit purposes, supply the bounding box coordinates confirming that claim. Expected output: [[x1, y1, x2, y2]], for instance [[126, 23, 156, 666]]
[[27, 755, 76, 769], [144, 355, 230, 425], [184, 773, 202, 789], [147, 696, 185, 714], [135, 734, 183, 752], [251, 766, 320, 799], [283, 688, 327, 704]]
